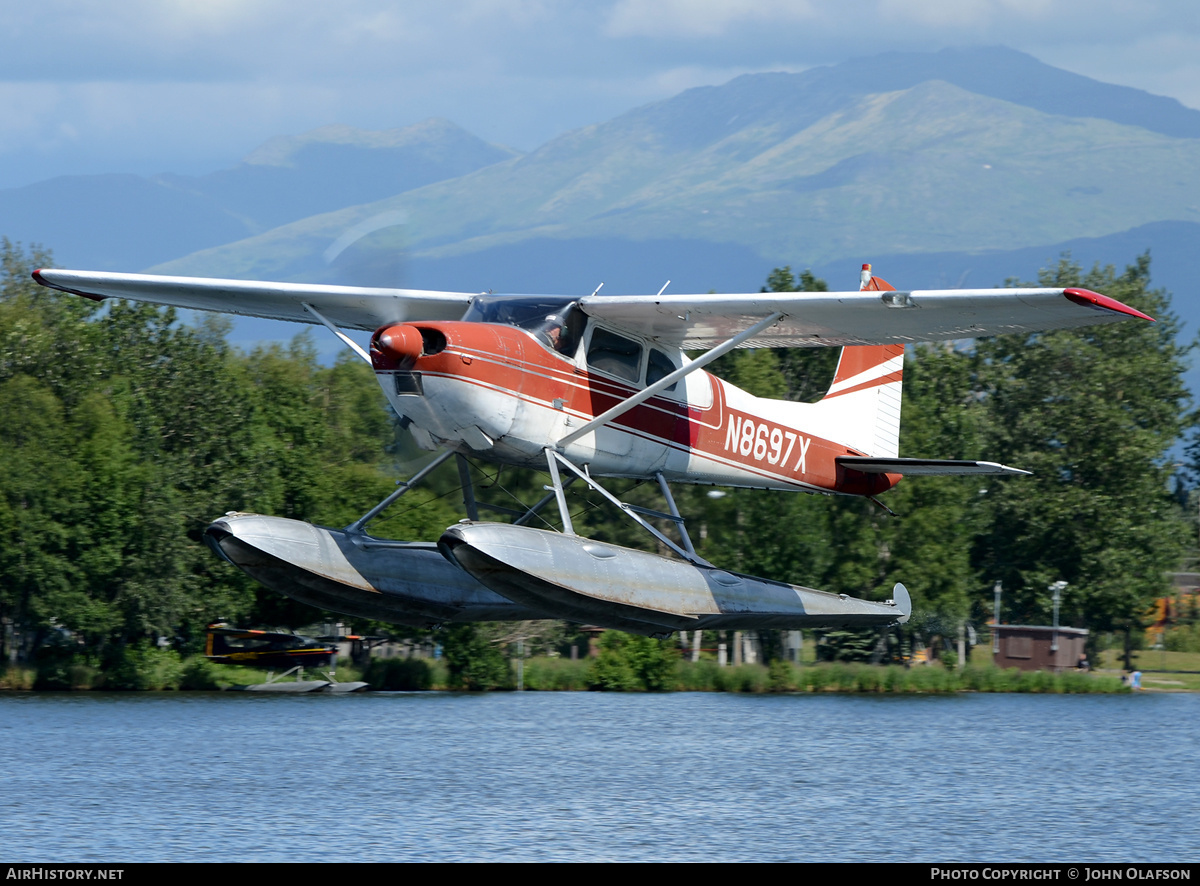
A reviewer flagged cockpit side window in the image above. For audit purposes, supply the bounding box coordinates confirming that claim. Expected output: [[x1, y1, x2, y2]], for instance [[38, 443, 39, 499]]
[[587, 327, 643, 383], [461, 295, 584, 358], [646, 348, 678, 392], [535, 305, 586, 358]]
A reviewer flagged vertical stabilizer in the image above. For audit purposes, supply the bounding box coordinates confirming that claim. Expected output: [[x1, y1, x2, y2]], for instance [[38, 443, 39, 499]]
[[817, 265, 904, 457]]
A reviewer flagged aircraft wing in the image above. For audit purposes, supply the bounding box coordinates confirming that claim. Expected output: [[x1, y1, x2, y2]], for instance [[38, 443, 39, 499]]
[[579, 288, 1153, 349], [33, 270, 1151, 346], [32, 269, 477, 331]]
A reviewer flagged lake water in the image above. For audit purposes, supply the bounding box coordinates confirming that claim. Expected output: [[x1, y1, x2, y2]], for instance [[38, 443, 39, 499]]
[[2, 691, 1197, 862]]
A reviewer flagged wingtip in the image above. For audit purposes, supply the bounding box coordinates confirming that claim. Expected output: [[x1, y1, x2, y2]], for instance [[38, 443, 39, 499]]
[[29, 268, 106, 301], [1064, 288, 1155, 322]]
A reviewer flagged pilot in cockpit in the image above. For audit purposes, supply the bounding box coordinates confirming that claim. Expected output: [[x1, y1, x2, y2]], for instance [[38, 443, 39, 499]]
[[541, 313, 567, 353]]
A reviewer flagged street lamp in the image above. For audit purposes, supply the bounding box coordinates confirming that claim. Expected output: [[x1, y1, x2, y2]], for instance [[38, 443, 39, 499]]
[[1049, 580, 1068, 653], [993, 581, 1002, 654]]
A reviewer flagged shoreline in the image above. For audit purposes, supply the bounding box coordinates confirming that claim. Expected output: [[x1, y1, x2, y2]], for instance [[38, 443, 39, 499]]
[[3, 658, 1145, 694]]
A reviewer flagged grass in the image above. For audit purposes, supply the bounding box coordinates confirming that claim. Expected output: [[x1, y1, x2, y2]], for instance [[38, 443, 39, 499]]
[[1093, 648, 1200, 691], [0, 655, 371, 692], [505, 657, 1128, 694], [0, 665, 36, 690], [519, 656, 591, 691], [782, 662, 1125, 693]]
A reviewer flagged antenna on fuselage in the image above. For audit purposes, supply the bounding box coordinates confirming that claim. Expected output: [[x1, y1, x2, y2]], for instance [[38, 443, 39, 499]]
[[590, 282, 605, 297], [656, 280, 670, 296]]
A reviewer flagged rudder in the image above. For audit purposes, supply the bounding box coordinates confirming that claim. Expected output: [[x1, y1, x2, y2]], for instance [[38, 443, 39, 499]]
[[817, 265, 904, 457]]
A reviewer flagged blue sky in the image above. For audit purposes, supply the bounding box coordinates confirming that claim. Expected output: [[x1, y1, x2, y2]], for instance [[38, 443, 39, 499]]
[[1, 1, 1197, 189]]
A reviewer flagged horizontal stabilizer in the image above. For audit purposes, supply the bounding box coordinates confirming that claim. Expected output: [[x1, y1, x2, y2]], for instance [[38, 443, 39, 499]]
[[838, 457, 1030, 476]]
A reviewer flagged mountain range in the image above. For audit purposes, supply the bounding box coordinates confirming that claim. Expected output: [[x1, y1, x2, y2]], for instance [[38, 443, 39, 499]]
[[3, 46, 1197, 372], [0, 117, 516, 272]]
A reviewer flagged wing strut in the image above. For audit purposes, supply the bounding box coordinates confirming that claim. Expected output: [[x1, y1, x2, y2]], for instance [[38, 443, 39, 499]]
[[558, 310, 785, 448], [302, 301, 372, 365]]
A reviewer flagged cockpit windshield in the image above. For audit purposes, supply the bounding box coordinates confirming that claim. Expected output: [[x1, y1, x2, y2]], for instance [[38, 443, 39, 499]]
[[462, 295, 586, 357]]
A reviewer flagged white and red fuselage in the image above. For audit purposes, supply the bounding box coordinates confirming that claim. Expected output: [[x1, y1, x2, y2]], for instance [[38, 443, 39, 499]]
[[369, 308, 904, 500]]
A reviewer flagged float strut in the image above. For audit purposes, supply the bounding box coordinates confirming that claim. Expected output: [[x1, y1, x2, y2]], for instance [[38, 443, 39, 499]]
[[344, 449, 456, 534]]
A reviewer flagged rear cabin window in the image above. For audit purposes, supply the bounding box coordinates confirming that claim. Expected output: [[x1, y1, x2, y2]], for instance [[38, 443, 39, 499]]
[[587, 327, 643, 383], [646, 348, 677, 392]]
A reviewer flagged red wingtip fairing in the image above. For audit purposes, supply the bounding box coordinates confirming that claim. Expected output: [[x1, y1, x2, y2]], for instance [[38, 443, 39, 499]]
[[1064, 288, 1155, 322], [31, 268, 106, 301], [370, 324, 425, 371]]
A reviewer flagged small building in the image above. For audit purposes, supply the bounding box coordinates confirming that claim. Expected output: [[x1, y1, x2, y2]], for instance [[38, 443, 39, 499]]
[[993, 625, 1088, 672]]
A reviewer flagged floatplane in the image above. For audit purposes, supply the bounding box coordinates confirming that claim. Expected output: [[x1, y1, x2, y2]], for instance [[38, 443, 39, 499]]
[[34, 264, 1151, 636], [205, 623, 367, 692]]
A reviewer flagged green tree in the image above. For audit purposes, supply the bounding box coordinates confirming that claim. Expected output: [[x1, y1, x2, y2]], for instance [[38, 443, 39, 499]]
[[0, 239, 438, 660], [879, 345, 984, 627], [440, 623, 512, 690], [977, 255, 1191, 650], [586, 630, 677, 691], [768, 266, 840, 403], [0, 374, 81, 657]]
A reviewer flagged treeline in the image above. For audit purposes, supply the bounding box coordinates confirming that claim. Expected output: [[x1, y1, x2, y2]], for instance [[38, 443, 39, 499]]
[[0, 239, 458, 672], [0, 239, 1192, 680]]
